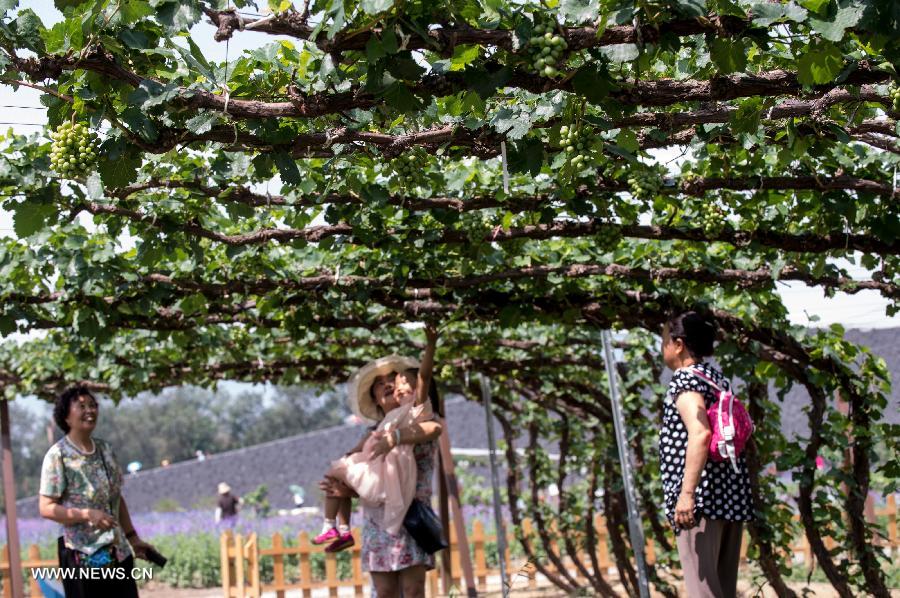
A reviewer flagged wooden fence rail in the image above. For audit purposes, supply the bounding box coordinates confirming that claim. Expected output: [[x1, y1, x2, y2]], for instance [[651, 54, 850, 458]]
[[0, 495, 895, 596], [0, 544, 57, 598]]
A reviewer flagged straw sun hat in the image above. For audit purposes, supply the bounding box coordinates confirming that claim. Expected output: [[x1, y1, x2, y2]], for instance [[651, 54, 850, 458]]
[[347, 355, 420, 423], [218, 482, 231, 495]]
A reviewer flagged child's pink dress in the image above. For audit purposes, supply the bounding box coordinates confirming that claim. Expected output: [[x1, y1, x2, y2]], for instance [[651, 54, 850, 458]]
[[327, 400, 433, 534]]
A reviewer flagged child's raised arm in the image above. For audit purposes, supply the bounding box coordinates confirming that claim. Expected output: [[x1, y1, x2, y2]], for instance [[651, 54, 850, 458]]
[[416, 324, 438, 407]]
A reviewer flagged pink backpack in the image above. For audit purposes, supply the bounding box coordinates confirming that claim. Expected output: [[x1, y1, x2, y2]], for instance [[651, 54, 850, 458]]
[[689, 368, 753, 473]]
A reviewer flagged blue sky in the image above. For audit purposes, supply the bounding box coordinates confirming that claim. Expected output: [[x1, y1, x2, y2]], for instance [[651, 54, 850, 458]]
[[0, 0, 895, 331]]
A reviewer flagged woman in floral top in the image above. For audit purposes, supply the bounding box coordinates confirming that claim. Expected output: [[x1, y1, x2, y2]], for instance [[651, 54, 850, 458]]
[[320, 347, 443, 598], [39, 385, 158, 598]]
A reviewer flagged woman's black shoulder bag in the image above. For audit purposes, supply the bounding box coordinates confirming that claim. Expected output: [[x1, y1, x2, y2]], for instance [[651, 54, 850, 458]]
[[403, 499, 448, 554]]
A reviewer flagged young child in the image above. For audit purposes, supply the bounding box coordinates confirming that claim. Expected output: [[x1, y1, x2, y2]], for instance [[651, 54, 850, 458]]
[[314, 327, 438, 552]]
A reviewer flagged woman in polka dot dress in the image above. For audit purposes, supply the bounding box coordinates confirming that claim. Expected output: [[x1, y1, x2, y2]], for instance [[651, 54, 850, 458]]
[[660, 311, 753, 598]]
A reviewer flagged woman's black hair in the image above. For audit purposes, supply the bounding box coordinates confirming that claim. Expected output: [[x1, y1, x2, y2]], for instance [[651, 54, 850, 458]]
[[53, 385, 97, 433], [666, 311, 717, 358]]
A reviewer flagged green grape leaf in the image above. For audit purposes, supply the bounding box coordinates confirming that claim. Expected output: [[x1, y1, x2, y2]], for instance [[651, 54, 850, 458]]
[[710, 38, 748, 74], [796, 41, 844, 85], [273, 152, 302, 186]]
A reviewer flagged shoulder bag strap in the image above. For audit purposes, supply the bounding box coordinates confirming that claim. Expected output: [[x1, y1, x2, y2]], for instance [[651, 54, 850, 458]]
[[96, 442, 119, 515]]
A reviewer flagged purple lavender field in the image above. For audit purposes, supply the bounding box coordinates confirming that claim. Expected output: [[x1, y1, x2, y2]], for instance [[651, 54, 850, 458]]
[[0, 509, 325, 547], [0, 504, 502, 547]]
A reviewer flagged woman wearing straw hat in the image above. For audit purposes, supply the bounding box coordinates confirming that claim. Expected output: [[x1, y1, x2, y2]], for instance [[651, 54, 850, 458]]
[[320, 326, 443, 598], [216, 482, 241, 527]]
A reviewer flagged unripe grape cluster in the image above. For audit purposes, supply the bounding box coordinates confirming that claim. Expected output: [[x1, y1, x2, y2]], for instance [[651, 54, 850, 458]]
[[890, 81, 900, 112], [627, 171, 661, 200], [49, 121, 98, 178], [390, 149, 429, 188], [558, 124, 589, 169], [526, 22, 568, 78], [698, 205, 727, 234]]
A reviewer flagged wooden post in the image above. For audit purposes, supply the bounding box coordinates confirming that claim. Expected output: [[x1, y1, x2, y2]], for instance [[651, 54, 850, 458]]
[[645, 538, 656, 566], [449, 523, 461, 589], [427, 569, 439, 598], [437, 420, 478, 597], [246, 534, 261, 598], [272, 533, 285, 598], [472, 520, 487, 588], [595, 516, 610, 574], [220, 531, 233, 598], [0, 401, 24, 598], [298, 532, 313, 598], [351, 534, 365, 598], [234, 533, 245, 598], [325, 551, 338, 598], [887, 495, 897, 557], [1, 543, 12, 598], [26, 544, 40, 597]]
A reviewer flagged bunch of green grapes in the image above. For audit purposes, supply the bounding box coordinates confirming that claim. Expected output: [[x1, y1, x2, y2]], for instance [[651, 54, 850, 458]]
[[558, 124, 591, 169], [527, 22, 568, 78], [390, 149, 429, 188], [49, 121, 98, 178], [627, 170, 661, 200], [698, 205, 727, 234], [890, 81, 900, 112]]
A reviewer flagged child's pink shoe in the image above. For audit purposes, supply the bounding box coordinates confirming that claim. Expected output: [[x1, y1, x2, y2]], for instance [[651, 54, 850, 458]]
[[325, 532, 354, 553], [313, 528, 340, 545]]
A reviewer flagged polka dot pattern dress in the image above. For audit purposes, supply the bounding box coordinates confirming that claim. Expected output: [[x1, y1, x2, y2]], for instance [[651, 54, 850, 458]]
[[659, 362, 753, 530]]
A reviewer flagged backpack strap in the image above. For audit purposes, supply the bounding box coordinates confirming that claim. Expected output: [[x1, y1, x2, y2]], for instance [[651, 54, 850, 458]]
[[688, 368, 742, 473], [687, 366, 724, 392]]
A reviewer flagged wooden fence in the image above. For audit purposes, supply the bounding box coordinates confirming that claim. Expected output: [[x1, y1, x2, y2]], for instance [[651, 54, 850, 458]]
[[0, 544, 57, 598], [220, 494, 898, 597], [0, 496, 895, 596]]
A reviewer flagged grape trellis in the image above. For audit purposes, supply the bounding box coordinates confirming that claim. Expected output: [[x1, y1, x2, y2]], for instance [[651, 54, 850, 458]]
[[0, 0, 898, 595]]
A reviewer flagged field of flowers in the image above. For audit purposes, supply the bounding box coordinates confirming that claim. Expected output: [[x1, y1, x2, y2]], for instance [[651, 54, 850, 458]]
[[0, 505, 505, 589]]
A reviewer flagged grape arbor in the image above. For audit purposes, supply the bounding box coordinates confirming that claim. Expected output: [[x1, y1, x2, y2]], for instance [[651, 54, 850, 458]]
[[0, 0, 898, 595]]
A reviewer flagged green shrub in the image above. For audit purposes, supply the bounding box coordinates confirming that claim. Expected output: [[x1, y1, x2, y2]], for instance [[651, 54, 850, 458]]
[[242, 485, 272, 519], [191, 496, 217, 510], [148, 533, 222, 588], [153, 498, 184, 513]]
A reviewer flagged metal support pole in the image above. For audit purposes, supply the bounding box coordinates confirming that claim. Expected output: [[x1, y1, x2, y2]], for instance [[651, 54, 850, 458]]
[[600, 330, 650, 598], [1, 400, 25, 598], [478, 374, 510, 596]]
